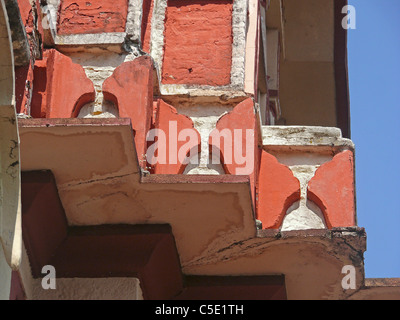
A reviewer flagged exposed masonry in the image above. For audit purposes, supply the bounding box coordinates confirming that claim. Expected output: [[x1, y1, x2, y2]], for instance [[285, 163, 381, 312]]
[[261, 126, 355, 151], [150, 0, 248, 97]]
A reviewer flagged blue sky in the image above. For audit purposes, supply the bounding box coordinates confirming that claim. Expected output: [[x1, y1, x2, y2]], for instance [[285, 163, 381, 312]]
[[348, 0, 400, 278]]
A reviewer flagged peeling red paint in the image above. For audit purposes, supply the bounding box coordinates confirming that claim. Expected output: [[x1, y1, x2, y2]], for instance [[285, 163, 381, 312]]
[[57, 0, 128, 35]]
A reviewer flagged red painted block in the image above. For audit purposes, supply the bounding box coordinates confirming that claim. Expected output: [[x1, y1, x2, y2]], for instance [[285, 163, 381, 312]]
[[209, 98, 260, 205], [152, 99, 201, 174], [162, 0, 233, 86], [257, 151, 301, 229], [209, 98, 256, 176], [30, 49, 95, 119], [58, 0, 128, 35], [307, 150, 356, 228], [103, 56, 155, 166]]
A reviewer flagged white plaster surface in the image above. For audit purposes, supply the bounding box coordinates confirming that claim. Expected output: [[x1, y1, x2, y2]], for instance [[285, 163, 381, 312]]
[[230, 0, 248, 88], [126, 0, 144, 43], [244, 0, 259, 95], [149, 0, 167, 75], [56, 33, 127, 47], [281, 165, 326, 231]]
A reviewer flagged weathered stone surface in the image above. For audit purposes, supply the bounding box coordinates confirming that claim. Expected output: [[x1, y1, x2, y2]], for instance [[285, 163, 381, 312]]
[[4, 0, 30, 66], [262, 125, 354, 151]]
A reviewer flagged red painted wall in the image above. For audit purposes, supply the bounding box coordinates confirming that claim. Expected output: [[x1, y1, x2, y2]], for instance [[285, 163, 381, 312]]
[[58, 0, 128, 35], [162, 0, 233, 86]]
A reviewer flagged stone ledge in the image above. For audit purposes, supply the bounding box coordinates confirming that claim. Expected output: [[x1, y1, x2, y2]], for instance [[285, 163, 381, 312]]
[[257, 226, 366, 242], [365, 278, 400, 287], [262, 125, 355, 152]]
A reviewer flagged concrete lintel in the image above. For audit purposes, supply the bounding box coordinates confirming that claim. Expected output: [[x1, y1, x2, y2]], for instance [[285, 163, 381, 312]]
[[159, 84, 249, 100], [55, 32, 128, 53], [261, 125, 355, 152]]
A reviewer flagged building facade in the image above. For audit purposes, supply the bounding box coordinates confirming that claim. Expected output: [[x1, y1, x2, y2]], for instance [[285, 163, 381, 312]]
[[0, 0, 399, 300]]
